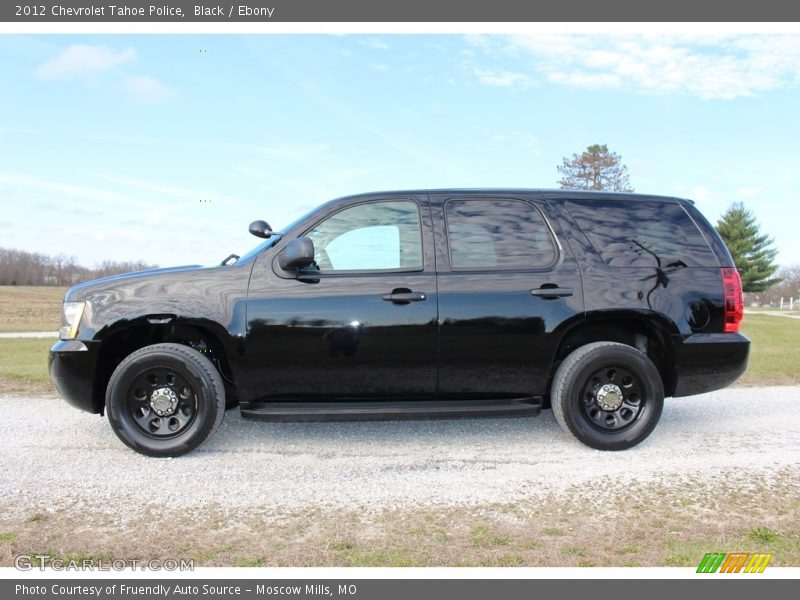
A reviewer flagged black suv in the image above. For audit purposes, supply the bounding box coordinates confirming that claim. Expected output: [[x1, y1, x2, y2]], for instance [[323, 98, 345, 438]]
[[49, 189, 748, 457]]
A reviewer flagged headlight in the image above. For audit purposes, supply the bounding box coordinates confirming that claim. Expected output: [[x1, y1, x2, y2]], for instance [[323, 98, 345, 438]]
[[60, 301, 86, 340]]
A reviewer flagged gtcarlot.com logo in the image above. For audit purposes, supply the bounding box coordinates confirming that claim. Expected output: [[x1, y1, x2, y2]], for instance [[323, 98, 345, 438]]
[[14, 554, 194, 571], [697, 552, 772, 573]]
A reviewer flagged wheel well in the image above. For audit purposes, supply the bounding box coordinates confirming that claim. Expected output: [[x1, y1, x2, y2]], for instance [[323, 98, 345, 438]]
[[92, 322, 236, 414], [551, 318, 676, 400]]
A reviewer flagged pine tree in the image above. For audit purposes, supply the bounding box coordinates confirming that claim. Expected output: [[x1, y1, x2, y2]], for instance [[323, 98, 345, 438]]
[[716, 202, 781, 293], [557, 144, 633, 192]]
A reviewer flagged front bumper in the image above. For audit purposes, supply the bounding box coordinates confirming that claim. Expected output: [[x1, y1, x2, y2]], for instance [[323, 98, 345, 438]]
[[672, 332, 750, 397], [49, 339, 101, 413]]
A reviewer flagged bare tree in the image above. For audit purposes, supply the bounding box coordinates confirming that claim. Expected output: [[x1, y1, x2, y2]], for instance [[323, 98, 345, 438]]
[[0, 247, 157, 285], [758, 264, 800, 306], [557, 144, 634, 192]]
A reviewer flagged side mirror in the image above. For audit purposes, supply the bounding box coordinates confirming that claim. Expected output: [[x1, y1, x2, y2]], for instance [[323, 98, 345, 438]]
[[278, 237, 315, 271], [249, 220, 273, 239]]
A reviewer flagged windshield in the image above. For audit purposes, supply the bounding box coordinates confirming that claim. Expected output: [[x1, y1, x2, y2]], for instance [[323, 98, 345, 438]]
[[236, 237, 279, 264]]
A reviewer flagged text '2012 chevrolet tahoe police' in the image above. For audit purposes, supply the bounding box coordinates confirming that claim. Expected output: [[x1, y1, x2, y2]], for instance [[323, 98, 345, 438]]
[[49, 189, 749, 457]]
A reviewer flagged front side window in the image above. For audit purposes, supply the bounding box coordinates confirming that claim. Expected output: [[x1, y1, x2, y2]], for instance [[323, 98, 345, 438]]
[[306, 201, 423, 272], [444, 199, 557, 270]]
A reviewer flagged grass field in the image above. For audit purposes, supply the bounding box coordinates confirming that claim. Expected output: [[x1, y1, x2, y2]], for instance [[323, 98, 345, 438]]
[[0, 286, 65, 333], [739, 314, 800, 386], [0, 338, 56, 394]]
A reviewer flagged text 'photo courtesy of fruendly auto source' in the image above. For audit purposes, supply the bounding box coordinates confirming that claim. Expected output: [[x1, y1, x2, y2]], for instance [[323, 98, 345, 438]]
[[1, 12, 800, 585]]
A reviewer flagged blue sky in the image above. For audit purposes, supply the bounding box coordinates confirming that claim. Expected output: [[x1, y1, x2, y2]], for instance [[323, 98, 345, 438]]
[[0, 33, 798, 268]]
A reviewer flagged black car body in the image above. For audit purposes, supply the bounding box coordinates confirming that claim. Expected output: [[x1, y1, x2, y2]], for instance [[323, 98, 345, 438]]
[[49, 189, 749, 456]]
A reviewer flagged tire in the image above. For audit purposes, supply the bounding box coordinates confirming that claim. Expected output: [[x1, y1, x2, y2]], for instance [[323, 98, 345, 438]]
[[106, 343, 226, 457], [551, 342, 663, 450]]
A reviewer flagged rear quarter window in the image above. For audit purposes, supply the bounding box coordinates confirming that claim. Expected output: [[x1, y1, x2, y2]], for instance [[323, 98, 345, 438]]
[[565, 199, 717, 267]]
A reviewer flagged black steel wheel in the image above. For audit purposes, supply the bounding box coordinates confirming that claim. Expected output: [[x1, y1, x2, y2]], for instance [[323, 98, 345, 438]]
[[551, 342, 664, 450], [106, 343, 226, 457]]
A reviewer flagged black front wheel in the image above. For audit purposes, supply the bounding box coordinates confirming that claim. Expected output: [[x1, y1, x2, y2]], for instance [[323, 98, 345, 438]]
[[551, 342, 664, 450], [106, 343, 226, 457]]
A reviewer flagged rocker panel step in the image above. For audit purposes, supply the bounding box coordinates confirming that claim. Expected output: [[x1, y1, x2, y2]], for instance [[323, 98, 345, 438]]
[[240, 398, 542, 422]]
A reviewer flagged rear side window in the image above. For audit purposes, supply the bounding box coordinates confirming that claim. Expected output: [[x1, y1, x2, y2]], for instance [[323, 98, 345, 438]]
[[565, 199, 716, 267], [444, 199, 557, 270]]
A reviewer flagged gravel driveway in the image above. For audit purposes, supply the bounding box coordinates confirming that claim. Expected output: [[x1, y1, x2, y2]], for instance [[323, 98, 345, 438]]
[[0, 387, 798, 520]]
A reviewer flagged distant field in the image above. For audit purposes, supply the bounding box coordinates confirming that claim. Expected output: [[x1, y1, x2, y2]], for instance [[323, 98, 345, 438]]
[[0, 286, 65, 333], [0, 288, 797, 395], [738, 314, 800, 386], [0, 338, 54, 394]]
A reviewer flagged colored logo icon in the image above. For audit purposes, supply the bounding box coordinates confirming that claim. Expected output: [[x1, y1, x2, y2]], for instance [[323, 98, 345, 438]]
[[697, 552, 772, 573]]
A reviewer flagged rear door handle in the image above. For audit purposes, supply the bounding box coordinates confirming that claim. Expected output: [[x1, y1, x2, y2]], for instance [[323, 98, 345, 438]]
[[530, 287, 573, 299], [381, 291, 427, 304]]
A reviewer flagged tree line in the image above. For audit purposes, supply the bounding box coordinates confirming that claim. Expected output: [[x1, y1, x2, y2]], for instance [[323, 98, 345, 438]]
[[0, 247, 157, 286]]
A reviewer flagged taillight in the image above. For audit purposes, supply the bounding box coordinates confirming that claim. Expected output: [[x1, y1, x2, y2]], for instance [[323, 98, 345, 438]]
[[722, 267, 743, 333]]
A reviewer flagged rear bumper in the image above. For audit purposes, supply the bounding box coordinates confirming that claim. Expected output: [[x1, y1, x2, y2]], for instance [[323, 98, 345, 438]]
[[672, 332, 750, 397], [49, 340, 101, 413]]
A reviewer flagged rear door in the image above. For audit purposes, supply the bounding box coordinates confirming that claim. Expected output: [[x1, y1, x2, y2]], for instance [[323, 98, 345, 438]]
[[430, 193, 584, 399]]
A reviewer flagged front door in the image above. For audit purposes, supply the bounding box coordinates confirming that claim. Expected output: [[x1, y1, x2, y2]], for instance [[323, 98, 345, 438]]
[[244, 195, 438, 401]]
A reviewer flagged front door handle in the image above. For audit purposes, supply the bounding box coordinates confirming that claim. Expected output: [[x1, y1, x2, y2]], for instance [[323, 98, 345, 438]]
[[530, 287, 574, 299], [381, 290, 427, 304]]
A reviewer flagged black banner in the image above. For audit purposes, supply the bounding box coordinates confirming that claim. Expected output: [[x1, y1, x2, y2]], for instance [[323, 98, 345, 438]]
[[3, 0, 800, 22], [4, 579, 798, 600]]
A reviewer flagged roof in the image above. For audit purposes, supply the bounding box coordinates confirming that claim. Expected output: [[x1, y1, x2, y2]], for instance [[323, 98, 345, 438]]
[[326, 188, 691, 204]]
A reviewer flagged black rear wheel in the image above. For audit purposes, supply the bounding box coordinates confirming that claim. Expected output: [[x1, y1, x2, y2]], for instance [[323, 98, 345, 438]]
[[551, 342, 663, 450], [106, 343, 226, 457]]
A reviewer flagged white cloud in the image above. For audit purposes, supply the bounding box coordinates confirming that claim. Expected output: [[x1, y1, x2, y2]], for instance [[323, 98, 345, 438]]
[[0, 172, 147, 207], [360, 38, 389, 50], [120, 75, 173, 103], [35, 44, 174, 105], [549, 70, 621, 89], [690, 186, 715, 202], [36, 44, 135, 79], [467, 34, 800, 100], [473, 68, 535, 88], [255, 142, 331, 160], [735, 186, 763, 198], [94, 174, 210, 202], [488, 131, 541, 154]]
